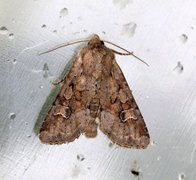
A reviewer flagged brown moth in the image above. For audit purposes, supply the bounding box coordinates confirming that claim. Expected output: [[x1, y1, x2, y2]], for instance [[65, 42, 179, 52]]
[[39, 34, 150, 148]]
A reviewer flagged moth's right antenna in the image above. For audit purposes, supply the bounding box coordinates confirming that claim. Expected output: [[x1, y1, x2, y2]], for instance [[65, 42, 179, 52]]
[[104, 40, 149, 66], [39, 40, 89, 55]]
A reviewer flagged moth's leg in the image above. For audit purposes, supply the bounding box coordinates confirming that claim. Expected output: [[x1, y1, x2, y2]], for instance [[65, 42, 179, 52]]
[[50, 79, 64, 86]]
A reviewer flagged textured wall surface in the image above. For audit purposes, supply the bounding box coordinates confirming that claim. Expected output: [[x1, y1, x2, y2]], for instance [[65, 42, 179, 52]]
[[0, 0, 196, 180]]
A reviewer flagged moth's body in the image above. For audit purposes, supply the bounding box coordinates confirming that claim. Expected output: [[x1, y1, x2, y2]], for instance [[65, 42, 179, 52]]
[[39, 35, 150, 148]]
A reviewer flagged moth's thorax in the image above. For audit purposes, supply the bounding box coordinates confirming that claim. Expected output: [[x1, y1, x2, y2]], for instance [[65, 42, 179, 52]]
[[81, 39, 114, 78]]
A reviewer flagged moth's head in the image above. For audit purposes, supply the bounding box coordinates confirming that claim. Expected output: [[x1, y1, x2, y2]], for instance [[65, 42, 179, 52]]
[[88, 34, 104, 48]]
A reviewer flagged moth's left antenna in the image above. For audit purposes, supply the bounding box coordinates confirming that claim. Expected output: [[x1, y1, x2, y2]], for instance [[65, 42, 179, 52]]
[[39, 40, 89, 55]]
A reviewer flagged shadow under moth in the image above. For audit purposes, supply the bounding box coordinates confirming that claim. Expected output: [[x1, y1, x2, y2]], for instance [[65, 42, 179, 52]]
[[39, 34, 150, 149]]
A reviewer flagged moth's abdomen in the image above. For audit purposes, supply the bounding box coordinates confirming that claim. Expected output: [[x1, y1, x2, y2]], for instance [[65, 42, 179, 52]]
[[89, 98, 100, 118]]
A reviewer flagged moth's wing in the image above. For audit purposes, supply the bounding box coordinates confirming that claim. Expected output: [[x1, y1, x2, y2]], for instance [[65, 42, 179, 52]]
[[99, 60, 150, 149], [39, 56, 98, 144]]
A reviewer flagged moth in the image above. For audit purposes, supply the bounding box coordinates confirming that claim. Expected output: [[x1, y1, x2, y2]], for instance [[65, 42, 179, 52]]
[[39, 34, 150, 148]]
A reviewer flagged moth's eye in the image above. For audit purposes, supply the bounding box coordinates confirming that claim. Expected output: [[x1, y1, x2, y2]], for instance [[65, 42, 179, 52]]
[[101, 41, 104, 45]]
